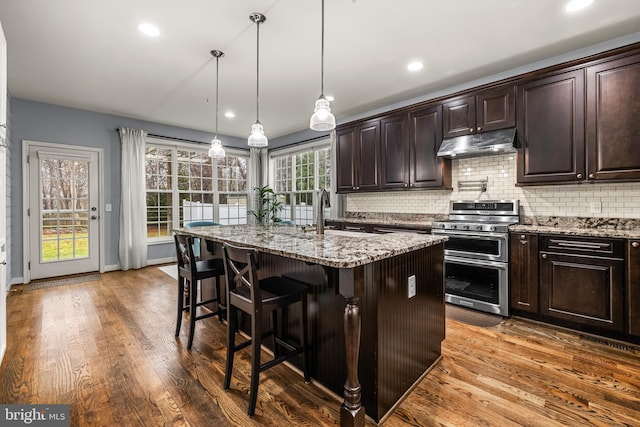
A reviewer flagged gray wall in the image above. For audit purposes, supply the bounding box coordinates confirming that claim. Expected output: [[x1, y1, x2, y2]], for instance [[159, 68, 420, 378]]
[[9, 98, 246, 282]]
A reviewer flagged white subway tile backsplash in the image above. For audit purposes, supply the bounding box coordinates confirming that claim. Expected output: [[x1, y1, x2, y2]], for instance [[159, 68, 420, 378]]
[[345, 153, 640, 218]]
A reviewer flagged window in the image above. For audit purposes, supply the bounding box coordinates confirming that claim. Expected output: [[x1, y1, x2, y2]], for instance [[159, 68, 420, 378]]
[[145, 139, 249, 241], [270, 143, 331, 225]]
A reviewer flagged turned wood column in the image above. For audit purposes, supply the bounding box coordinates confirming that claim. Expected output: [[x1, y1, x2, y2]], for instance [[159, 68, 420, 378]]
[[339, 267, 365, 427]]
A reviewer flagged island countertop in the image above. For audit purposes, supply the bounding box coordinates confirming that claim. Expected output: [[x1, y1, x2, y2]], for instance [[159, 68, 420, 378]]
[[174, 224, 447, 269]]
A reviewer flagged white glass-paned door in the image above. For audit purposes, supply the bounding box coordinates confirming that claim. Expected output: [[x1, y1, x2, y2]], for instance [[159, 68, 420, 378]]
[[28, 146, 100, 280]]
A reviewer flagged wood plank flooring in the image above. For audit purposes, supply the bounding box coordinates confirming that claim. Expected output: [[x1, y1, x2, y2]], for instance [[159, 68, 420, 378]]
[[1, 266, 639, 426]]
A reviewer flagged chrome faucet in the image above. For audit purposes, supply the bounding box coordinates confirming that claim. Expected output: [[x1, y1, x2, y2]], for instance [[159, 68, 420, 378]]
[[316, 189, 331, 234]]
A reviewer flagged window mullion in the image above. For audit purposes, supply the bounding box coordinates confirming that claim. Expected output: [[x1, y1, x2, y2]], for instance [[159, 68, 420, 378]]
[[172, 148, 179, 231]]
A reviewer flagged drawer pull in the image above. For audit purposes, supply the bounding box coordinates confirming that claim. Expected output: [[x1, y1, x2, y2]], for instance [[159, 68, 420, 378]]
[[633, 242, 639, 248], [541, 254, 547, 259], [549, 240, 610, 250]]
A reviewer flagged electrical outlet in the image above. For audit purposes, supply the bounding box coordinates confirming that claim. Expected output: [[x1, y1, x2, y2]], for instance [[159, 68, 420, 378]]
[[408, 275, 416, 299], [590, 201, 601, 214], [105, 203, 112, 212]]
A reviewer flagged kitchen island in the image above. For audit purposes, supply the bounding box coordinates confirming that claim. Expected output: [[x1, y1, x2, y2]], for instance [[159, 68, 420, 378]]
[[176, 225, 447, 425]]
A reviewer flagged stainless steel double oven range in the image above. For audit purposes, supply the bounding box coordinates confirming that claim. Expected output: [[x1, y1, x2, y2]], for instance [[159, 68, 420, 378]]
[[432, 200, 519, 317]]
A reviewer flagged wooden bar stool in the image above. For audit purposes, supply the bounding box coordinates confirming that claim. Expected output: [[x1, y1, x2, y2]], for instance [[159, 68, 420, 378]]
[[221, 242, 310, 417], [174, 232, 226, 350]]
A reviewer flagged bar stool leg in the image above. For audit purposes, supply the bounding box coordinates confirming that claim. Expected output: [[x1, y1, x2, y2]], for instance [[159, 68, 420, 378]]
[[301, 294, 310, 383], [248, 315, 262, 416], [223, 306, 237, 391], [187, 278, 198, 350], [175, 276, 185, 337], [215, 276, 224, 322]]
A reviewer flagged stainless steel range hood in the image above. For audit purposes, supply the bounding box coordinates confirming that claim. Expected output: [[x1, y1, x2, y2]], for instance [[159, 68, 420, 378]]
[[437, 128, 517, 159]]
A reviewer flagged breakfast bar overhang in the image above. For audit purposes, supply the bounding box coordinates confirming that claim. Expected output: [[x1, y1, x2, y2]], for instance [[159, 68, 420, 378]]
[[177, 225, 447, 425]]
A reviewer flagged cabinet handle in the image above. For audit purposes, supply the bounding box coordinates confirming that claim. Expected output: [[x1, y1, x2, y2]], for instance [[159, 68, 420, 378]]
[[589, 173, 595, 179], [404, 183, 408, 188], [469, 128, 474, 132], [520, 235, 526, 240], [541, 253, 547, 259], [633, 242, 639, 248], [352, 186, 356, 190], [477, 126, 482, 131], [356, 186, 360, 190], [576, 173, 583, 179]]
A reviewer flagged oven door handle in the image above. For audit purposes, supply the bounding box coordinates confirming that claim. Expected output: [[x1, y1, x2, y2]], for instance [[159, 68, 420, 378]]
[[432, 230, 507, 240], [445, 255, 508, 269]]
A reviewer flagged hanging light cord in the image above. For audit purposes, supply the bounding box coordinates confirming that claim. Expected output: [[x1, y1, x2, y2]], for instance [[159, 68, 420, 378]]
[[256, 18, 261, 123], [215, 55, 220, 138], [320, 0, 325, 98]]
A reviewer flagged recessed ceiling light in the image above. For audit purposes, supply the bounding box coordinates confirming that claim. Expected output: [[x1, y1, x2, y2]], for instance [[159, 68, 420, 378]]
[[138, 22, 160, 37], [565, 0, 594, 12], [325, 95, 334, 102], [407, 61, 424, 72], [224, 111, 236, 119]]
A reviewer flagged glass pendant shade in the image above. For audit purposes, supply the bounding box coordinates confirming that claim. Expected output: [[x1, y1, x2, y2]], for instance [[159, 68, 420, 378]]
[[208, 138, 225, 159], [248, 122, 268, 147], [310, 97, 336, 131]]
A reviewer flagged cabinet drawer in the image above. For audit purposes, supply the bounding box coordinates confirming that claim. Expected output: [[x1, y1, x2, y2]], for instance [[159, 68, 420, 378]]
[[540, 235, 624, 258]]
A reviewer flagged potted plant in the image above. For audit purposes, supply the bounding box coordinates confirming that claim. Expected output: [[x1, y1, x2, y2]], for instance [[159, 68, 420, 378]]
[[249, 185, 283, 226]]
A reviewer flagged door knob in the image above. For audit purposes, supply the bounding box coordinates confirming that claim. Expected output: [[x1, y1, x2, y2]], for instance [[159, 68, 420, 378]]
[[91, 215, 98, 220], [91, 206, 97, 211]]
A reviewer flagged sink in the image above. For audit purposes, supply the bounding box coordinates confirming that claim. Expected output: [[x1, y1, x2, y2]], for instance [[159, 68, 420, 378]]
[[323, 229, 378, 238]]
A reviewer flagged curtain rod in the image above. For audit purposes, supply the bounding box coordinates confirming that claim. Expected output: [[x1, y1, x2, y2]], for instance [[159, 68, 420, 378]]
[[268, 133, 330, 153], [116, 128, 208, 145]]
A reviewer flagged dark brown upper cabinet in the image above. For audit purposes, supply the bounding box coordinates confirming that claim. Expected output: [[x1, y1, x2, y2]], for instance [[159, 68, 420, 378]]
[[443, 86, 516, 138], [409, 104, 451, 189], [336, 119, 381, 193], [379, 105, 450, 190], [586, 53, 640, 181], [516, 70, 585, 184]]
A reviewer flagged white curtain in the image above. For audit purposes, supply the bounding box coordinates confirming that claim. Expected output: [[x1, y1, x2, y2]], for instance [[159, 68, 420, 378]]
[[249, 147, 263, 224], [119, 127, 148, 270]]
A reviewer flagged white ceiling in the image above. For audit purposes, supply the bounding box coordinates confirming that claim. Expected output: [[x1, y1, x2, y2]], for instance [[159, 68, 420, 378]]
[[2, 0, 640, 141]]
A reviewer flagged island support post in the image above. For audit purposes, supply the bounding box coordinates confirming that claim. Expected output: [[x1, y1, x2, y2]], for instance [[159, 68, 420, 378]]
[[339, 266, 365, 427]]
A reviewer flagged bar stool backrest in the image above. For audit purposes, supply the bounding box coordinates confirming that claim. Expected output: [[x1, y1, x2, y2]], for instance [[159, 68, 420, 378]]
[[221, 243, 263, 313]]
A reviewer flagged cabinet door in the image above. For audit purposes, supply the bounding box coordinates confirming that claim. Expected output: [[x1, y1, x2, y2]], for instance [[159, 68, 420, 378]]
[[539, 252, 624, 332], [517, 70, 585, 184], [586, 54, 640, 181], [628, 240, 640, 336], [336, 126, 358, 193], [409, 104, 450, 189], [476, 86, 516, 133], [356, 120, 381, 191], [509, 233, 539, 313], [443, 96, 475, 138], [380, 114, 409, 189]]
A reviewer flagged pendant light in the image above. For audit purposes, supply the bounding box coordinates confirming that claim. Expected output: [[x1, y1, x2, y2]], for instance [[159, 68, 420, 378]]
[[309, 0, 336, 131], [248, 13, 268, 147], [208, 50, 226, 159]]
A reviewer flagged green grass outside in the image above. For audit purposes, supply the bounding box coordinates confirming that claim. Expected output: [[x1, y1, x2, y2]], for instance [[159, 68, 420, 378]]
[[42, 232, 89, 261]]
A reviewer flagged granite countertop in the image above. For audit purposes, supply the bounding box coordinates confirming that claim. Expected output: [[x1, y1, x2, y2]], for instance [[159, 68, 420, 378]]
[[175, 225, 447, 268], [511, 216, 640, 239], [330, 212, 447, 229], [510, 224, 640, 239]]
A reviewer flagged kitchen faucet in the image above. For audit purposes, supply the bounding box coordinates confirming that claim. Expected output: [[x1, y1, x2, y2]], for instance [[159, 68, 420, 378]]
[[316, 189, 330, 234]]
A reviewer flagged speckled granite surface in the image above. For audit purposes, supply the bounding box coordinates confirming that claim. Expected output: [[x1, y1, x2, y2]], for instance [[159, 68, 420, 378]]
[[512, 216, 640, 239], [336, 212, 447, 228], [175, 225, 447, 268]]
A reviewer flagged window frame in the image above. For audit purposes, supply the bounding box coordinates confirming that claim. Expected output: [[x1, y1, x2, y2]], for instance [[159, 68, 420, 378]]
[[268, 138, 332, 225], [145, 136, 250, 244]]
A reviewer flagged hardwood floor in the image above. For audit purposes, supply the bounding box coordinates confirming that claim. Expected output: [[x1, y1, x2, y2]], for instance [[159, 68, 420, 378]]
[[1, 266, 639, 426]]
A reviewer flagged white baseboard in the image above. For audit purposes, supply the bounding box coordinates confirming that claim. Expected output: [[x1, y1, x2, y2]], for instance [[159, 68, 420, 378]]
[[147, 257, 176, 266]]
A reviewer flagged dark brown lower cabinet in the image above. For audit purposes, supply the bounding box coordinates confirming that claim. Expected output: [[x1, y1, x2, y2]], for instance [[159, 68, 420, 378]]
[[539, 236, 624, 333], [628, 240, 640, 336], [510, 233, 539, 313]]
